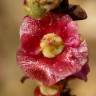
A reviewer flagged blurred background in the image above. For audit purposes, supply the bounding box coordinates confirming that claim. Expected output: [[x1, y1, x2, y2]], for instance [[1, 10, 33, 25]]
[[0, 0, 96, 96]]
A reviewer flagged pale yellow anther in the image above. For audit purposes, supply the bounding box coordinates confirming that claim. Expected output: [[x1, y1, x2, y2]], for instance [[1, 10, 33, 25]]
[[40, 33, 64, 58]]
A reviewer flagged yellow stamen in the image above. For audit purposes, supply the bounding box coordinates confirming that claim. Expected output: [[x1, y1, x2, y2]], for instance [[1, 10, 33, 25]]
[[40, 33, 64, 58]]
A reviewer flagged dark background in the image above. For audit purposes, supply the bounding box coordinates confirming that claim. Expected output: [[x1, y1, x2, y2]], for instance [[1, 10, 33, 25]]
[[0, 0, 96, 96]]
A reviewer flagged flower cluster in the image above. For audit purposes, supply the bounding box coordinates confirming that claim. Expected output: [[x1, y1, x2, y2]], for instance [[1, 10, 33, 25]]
[[17, 0, 89, 96]]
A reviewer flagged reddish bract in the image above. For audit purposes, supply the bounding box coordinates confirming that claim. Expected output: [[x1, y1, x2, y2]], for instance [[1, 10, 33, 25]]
[[17, 12, 89, 86]]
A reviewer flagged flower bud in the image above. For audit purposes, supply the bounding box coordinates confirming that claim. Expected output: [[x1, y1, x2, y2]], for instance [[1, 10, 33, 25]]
[[23, 0, 62, 18]]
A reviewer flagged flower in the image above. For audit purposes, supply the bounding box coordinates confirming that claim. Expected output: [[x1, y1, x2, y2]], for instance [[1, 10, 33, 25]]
[[17, 12, 89, 86]]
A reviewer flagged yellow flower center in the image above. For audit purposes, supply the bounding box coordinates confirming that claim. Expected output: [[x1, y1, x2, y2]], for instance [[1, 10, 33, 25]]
[[40, 33, 64, 58]]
